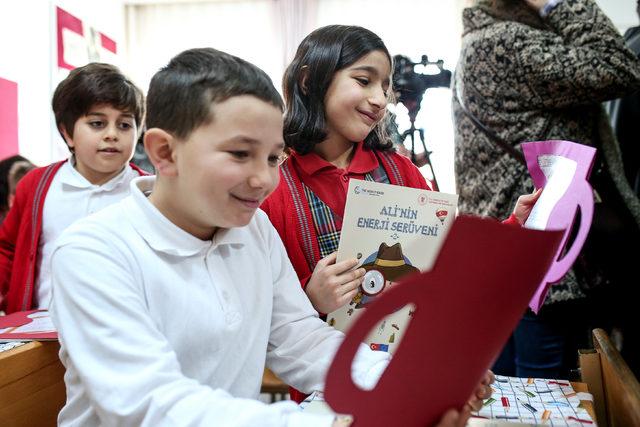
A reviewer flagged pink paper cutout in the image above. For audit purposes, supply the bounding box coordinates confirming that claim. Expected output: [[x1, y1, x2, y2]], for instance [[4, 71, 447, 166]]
[[324, 215, 564, 427], [522, 141, 596, 313]]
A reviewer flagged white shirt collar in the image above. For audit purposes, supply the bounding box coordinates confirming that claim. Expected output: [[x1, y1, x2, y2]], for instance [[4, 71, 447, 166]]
[[59, 157, 133, 191], [125, 176, 245, 256]]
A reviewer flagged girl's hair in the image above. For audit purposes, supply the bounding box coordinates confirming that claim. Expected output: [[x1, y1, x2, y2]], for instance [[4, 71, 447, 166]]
[[283, 25, 394, 155]]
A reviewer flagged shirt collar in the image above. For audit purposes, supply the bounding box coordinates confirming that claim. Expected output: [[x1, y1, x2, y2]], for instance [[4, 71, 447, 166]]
[[59, 157, 133, 191], [291, 141, 378, 176], [125, 176, 246, 257]]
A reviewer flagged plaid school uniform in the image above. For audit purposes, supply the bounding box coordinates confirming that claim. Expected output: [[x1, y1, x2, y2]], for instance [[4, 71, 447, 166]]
[[302, 163, 390, 261]]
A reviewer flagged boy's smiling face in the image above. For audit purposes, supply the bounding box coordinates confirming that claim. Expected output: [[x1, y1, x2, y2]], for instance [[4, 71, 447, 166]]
[[63, 104, 137, 185], [149, 95, 284, 240]]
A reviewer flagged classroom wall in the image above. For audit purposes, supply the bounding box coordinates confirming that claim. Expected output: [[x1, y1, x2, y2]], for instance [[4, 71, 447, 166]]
[[0, 0, 637, 166], [597, 0, 639, 34], [0, 0, 125, 166]]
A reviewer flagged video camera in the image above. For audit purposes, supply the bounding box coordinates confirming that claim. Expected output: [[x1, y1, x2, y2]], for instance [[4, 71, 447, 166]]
[[392, 54, 452, 121]]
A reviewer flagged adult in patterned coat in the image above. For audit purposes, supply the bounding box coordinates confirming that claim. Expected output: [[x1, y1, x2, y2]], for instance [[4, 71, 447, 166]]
[[453, 0, 640, 378]]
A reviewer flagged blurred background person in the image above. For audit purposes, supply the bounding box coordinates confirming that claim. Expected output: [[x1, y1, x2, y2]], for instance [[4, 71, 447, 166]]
[[0, 155, 31, 224], [453, 0, 640, 379], [7, 159, 36, 210]]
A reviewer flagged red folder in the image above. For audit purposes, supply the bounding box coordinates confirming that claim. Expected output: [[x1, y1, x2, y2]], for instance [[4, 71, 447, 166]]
[[324, 215, 564, 426], [0, 310, 57, 341]]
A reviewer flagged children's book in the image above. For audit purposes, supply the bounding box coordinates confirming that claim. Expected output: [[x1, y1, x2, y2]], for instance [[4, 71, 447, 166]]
[[326, 179, 458, 354], [0, 310, 57, 341]]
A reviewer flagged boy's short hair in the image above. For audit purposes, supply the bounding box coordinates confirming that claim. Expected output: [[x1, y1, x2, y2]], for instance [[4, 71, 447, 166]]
[[52, 63, 145, 146], [146, 48, 284, 140]]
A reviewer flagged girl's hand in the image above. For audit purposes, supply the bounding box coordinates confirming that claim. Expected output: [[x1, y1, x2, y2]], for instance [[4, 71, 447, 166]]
[[523, 0, 548, 13], [513, 187, 543, 225], [305, 252, 365, 314]]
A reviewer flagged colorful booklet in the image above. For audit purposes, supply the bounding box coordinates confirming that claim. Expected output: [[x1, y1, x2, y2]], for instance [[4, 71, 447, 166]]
[[470, 375, 595, 426], [326, 179, 458, 354], [303, 377, 596, 427], [0, 310, 57, 341]]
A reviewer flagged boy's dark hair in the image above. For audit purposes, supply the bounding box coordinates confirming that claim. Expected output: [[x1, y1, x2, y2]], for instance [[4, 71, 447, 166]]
[[283, 25, 394, 155], [52, 63, 145, 149], [146, 48, 284, 140]]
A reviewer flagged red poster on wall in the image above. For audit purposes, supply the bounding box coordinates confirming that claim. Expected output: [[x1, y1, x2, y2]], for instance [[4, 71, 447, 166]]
[[0, 77, 19, 159], [56, 6, 117, 70]]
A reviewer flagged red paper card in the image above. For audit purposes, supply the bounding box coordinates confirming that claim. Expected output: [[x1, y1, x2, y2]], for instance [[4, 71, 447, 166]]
[[324, 215, 563, 427], [0, 310, 57, 341]]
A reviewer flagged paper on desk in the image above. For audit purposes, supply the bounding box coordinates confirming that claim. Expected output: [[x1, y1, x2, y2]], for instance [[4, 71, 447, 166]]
[[324, 215, 564, 427], [522, 141, 596, 313], [0, 310, 57, 341]]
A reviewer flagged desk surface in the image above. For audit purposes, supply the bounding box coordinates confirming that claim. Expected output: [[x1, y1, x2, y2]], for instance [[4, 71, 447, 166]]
[[0, 343, 599, 426]]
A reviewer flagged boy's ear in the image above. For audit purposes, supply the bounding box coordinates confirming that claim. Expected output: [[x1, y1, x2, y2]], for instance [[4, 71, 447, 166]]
[[144, 128, 178, 177], [60, 126, 75, 149], [299, 65, 309, 95]]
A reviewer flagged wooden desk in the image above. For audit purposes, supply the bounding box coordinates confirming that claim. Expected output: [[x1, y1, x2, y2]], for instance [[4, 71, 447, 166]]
[[0, 341, 65, 427], [261, 368, 289, 402], [580, 328, 640, 427]]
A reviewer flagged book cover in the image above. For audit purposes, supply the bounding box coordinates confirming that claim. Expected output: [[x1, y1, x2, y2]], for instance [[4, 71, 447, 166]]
[[0, 310, 57, 341], [327, 179, 458, 353]]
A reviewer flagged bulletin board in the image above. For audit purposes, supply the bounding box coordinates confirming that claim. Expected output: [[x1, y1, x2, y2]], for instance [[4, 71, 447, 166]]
[[0, 77, 19, 159], [56, 6, 117, 71]]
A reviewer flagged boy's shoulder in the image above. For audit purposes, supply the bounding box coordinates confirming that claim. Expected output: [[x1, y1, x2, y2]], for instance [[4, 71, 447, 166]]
[[19, 161, 66, 188], [12, 161, 66, 203]]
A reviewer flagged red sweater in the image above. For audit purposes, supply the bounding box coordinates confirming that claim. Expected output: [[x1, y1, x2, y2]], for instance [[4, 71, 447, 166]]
[[0, 160, 146, 314], [262, 146, 430, 290]]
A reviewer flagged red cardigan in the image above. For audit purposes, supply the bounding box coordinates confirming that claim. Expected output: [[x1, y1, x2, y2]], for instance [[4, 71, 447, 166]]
[[262, 148, 430, 290], [0, 160, 146, 314]]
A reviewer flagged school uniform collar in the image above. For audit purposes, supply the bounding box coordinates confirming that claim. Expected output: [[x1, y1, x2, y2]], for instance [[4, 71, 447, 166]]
[[59, 157, 132, 191], [126, 176, 246, 257], [292, 141, 378, 176]]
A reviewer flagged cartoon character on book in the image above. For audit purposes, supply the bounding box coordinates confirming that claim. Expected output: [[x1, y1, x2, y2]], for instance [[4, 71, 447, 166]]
[[352, 242, 418, 309]]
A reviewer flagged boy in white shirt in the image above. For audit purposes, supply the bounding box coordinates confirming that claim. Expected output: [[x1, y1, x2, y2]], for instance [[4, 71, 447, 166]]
[[0, 63, 146, 313], [50, 48, 490, 427]]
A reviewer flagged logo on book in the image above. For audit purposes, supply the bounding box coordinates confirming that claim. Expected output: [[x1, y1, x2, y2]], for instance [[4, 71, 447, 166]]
[[353, 185, 384, 197], [418, 193, 428, 205], [436, 209, 449, 224]]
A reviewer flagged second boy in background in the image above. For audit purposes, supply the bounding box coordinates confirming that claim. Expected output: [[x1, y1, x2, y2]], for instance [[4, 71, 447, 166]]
[[0, 63, 146, 313]]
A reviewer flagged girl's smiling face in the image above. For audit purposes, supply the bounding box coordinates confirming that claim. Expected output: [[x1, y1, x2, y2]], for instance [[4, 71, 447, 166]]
[[322, 50, 391, 148]]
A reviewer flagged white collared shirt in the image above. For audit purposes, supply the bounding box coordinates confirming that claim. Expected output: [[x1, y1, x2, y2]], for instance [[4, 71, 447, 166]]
[[37, 160, 138, 309], [50, 176, 389, 427]]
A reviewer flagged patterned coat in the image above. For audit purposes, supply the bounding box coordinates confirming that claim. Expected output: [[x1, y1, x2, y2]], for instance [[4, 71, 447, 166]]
[[453, 0, 640, 303]]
